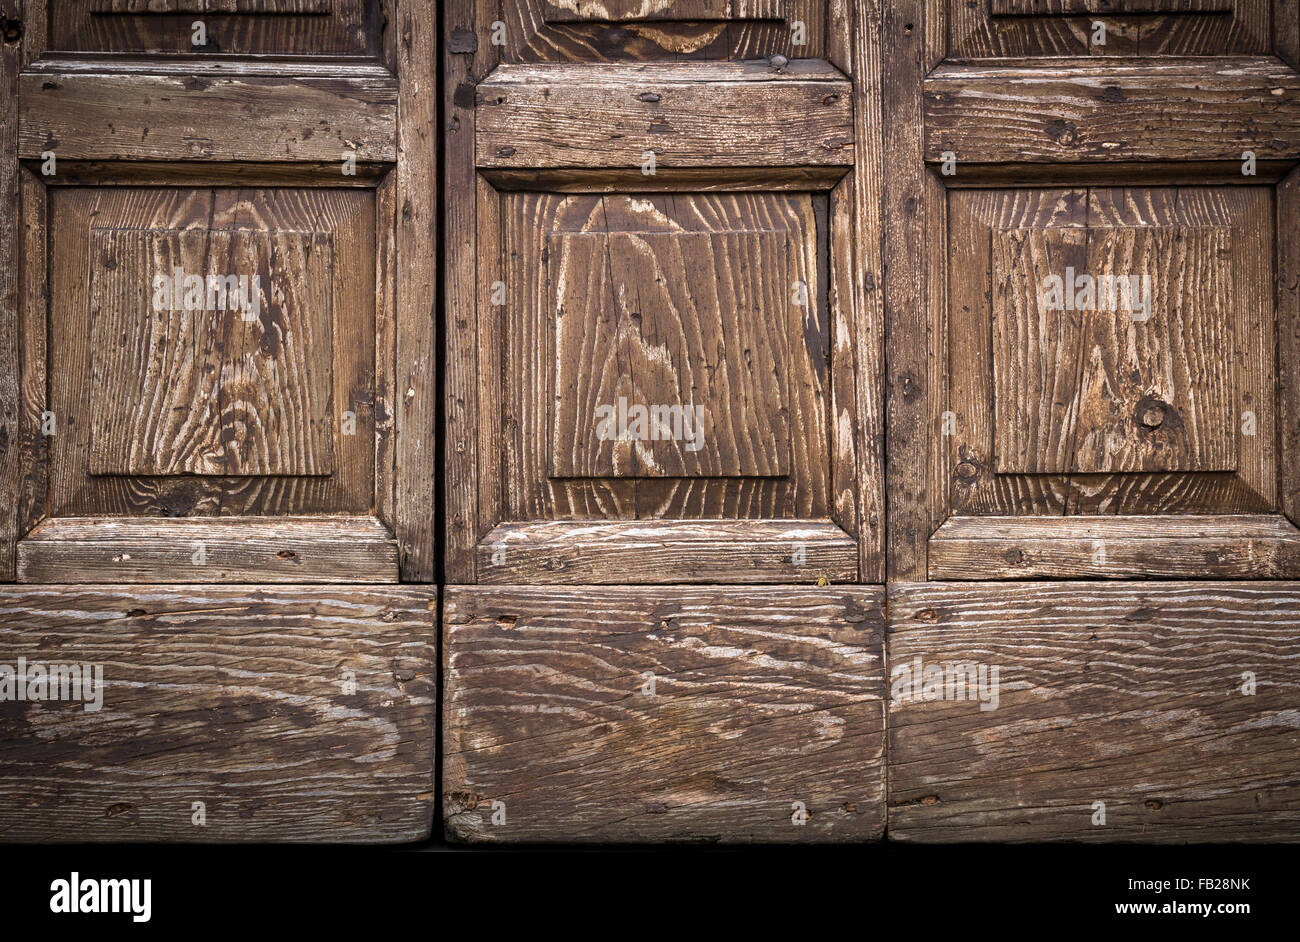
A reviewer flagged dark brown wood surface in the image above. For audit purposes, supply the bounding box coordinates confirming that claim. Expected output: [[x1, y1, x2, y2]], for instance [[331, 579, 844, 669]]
[[445, 585, 886, 842], [889, 581, 1300, 842], [20, 69, 397, 164], [0, 585, 435, 843]]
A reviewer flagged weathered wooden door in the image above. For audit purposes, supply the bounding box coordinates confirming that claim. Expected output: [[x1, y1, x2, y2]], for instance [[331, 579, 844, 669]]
[[442, 0, 890, 841], [884, 1, 1300, 840], [0, 0, 436, 841]]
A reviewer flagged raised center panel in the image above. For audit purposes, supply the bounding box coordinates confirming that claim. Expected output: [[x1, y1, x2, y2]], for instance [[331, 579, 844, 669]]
[[992, 225, 1235, 475], [550, 226, 792, 480], [88, 227, 334, 478]]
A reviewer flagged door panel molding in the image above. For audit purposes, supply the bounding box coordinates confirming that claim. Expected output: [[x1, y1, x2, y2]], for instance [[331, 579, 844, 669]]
[[886, 0, 1300, 580], [445, 0, 884, 584]]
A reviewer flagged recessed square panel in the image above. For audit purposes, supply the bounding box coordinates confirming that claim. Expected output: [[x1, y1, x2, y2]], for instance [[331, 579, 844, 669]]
[[88, 228, 334, 478], [504, 191, 830, 524], [550, 229, 791, 479], [992, 225, 1235, 475], [944, 186, 1272, 518], [50, 0, 374, 55], [45, 186, 375, 520]]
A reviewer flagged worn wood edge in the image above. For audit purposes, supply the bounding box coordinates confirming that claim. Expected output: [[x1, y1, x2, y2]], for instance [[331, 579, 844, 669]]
[[923, 57, 1300, 163], [442, 0, 493, 583], [17, 168, 47, 542], [0, 8, 17, 580], [475, 71, 855, 169], [0, 583, 436, 843], [394, 0, 437, 582], [480, 166, 849, 191], [886, 580, 1300, 842], [16, 516, 399, 583], [1281, 167, 1300, 526], [442, 584, 886, 844], [475, 521, 860, 584], [882, 0, 928, 580], [928, 515, 1300, 579], [849, 0, 885, 582], [18, 72, 398, 163]]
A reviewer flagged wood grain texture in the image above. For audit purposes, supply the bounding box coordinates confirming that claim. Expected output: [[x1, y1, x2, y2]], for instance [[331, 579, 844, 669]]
[[924, 59, 1300, 164], [846, 0, 885, 581], [946, 0, 1269, 57], [945, 187, 1272, 523], [476, 520, 858, 583], [91, 0, 332, 11], [46, 188, 375, 520], [19, 72, 396, 163], [506, 0, 823, 61], [1281, 168, 1300, 527], [395, 0, 438, 582], [17, 172, 48, 543], [17, 516, 399, 583], [882, 0, 928, 580], [888, 581, 1300, 842], [542, 0, 786, 20], [0, 584, 434, 843], [0, 13, 16, 579], [993, 225, 1235, 475], [550, 229, 791, 479], [476, 61, 853, 169], [505, 192, 833, 528], [929, 515, 1300, 579], [990, 0, 1230, 12], [443, 0, 496, 583], [53, 0, 373, 55], [444, 585, 885, 843], [88, 228, 335, 478]]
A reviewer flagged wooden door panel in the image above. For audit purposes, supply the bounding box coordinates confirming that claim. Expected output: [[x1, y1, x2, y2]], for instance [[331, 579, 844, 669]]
[[44, 0, 379, 56], [0, 585, 435, 842], [945, 0, 1271, 58], [884, 0, 1300, 581], [889, 582, 1300, 842], [444, 585, 886, 843], [447, 6, 881, 584], [2, 3, 437, 584], [504, 0, 830, 62]]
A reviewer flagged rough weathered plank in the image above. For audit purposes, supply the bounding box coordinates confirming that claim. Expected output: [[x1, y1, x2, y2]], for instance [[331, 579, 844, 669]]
[[888, 581, 1300, 842], [0, 585, 435, 843], [846, 0, 885, 581], [477, 520, 859, 583], [443, 0, 496, 583], [882, 0, 928, 580], [924, 59, 1300, 164], [395, 0, 438, 582], [929, 514, 1300, 579], [542, 0, 786, 20], [0, 7, 16, 579], [17, 517, 399, 583], [444, 585, 885, 843], [91, 0, 332, 11], [476, 61, 854, 168], [19, 72, 396, 163], [1282, 168, 1300, 528]]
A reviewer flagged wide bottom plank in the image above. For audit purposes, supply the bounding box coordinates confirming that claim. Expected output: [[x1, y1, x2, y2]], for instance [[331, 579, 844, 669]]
[[888, 581, 1300, 842], [444, 585, 886, 843], [0, 585, 435, 843]]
